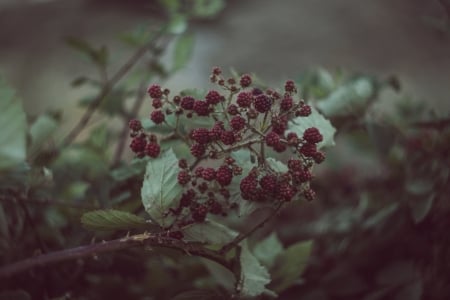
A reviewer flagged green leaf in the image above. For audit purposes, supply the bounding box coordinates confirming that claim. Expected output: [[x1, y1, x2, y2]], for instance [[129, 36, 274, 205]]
[[266, 157, 288, 173], [141, 149, 183, 226], [0, 77, 26, 170], [159, 0, 180, 14], [288, 106, 336, 149], [65, 36, 108, 67], [110, 158, 148, 181], [269, 240, 313, 293], [141, 114, 177, 135], [182, 220, 237, 245], [168, 14, 188, 34], [80, 89, 127, 117], [191, 0, 225, 18], [81, 209, 147, 231], [238, 241, 272, 297], [29, 114, 58, 154], [173, 34, 195, 71], [316, 77, 376, 117], [171, 289, 226, 300], [253, 233, 284, 269]]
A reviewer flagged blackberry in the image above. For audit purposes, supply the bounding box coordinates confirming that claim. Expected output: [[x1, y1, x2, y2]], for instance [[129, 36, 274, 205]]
[[208, 200, 223, 215], [152, 98, 163, 109], [296, 105, 312, 117], [240, 74, 252, 87], [191, 128, 211, 145], [128, 119, 142, 131], [273, 142, 287, 153], [240, 174, 258, 195], [271, 116, 288, 134], [265, 131, 280, 147], [303, 189, 316, 201], [236, 92, 253, 108], [178, 159, 188, 169], [313, 151, 326, 164], [292, 169, 312, 183], [216, 165, 233, 186], [230, 115, 246, 131], [279, 182, 296, 201], [180, 96, 195, 110], [252, 88, 263, 96], [259, 174, 278, 194], [205, 90, 223, 105], [280, 96, 293, 111], [254, 94, 272, 113], [192, 204, 208, 222], [130, 136, 147, 153], [220, 130, 236, 145], [147, 84, 163, 98], [227, 104, 239, 115], [288, 159, 303, 171], [300, 143, 317, 157], [145, 142, 161, 158], [150, 110, 165, 124], [202, 168, 216, 181], [193, 100, 210, 116], [209, 121, 224, 140], [177, 170, 191, 185], [284, 80, 296, 93], [303, 127, 323, 144], [190, 143, 206, 157], [194, 167, 204, 178]]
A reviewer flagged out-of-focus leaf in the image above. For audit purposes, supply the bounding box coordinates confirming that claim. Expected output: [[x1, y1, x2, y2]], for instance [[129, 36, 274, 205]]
[[160, 0, 180, 14], [0, 77, 26, 170], [171, 289, 227, 300], [173, 34, 194, 71], [168, 14, 187, 34], [65, 37, 108, 67], [366, 122, 397, 157], [253, 233, 284, 269], [363, 203, 399, 229], [0, 290, 31, 300], [408, 193, 435, 223], [376, 261, 419, 287], [394, 279, 423, 300], [404, 179, 434, 195], [191, 0, 225, 18], [141, 114, 177, 135], [87, 124, 109, 152], [269, 240, 313, 293], [322, 266, 368, 296], [119, 24, 155, 47], [238, 241, 272, 297], [288, 106, 336, 149], [182, 220, 237, 245], [80, 89, 127, 117], [266, 157, 288, 173], [0, 203, 8, 240], [202, 259, 236, 292], [81, 209, 147, 231], [29, 114, 58, 154], [110, 158, 148, 181], [141, 149, 182, 226]]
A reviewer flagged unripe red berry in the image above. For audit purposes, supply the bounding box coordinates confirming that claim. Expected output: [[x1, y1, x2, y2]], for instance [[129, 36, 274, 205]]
[[259, 174, 278, 194], [240, 74, 252, 87], [202, 168, 216, 181], [152, 98, 163, 109], [128, 119, 142, 131], [303, 127, 323, 144], [190, 143, 206, 157], [193, 100, 210, 116], [145, 142, 161, 158], [230, 115, 246, 131], [178, 159, 188, 169], [280, 96, 294, 111], [180, 96, 195, 110], [240, 174, 258, 199], [205, 90, 223, 105], [191, 128, 211, 144], [227, 104, 239, 115], [208, 200, 223, 215], [273, 142, 287, 153], [292, 169, 312, 183], [147, 84, 163, 98], [209, 121, 224, 140], [254, 94, 272, 113], [265, 131, 280, 147], [130, 136, 147, 153], [279, 182, 296, 201], [288, 159, 303, 171], [177, 170, 191, 185], [284, 80, 296, 93], [236, 92, 253, 108], [212, 66, 222, 75], [216, 165, 233, 186], [313, 151, 326, 164], [150, 110, 165, 124], [297, 105, 312, 117], [300, 143, 317, 157], [168, 231, 184, 239], [303, 189, 316, 201], [271, 115, 288, 134], [192, 204, 208, 222], [220, 130, 236, 145]]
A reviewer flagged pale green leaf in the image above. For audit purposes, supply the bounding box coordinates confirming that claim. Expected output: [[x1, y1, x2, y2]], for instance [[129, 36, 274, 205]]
[[192, 0, 225, 18], [29, 114, 58, 154], [168, 14, 187, 34], [182, 220, 237, 245], [288, 106, 336, 149], [81, 209, 147, 231], [141, 149, 183, 226], [173, 34, 194, 71], [238, 241, 271, 297], [0, 77, 26, 170], [266, 157, 288, 173], [269, 240, 313, 293], [253, 233, 284, 269]]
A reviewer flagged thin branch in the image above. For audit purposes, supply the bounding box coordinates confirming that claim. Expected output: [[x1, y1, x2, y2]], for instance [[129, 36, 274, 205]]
[[410, 118, 450, 130], [0, 232, 230, 279], [61, 29, 166, 148]]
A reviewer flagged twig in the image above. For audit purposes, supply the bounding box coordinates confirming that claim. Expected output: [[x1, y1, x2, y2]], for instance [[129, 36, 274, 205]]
[[0, 232, 230, 279], [219, 202, 284, 254], [410, 118, 450, 130], [61, 29, 166, 148]]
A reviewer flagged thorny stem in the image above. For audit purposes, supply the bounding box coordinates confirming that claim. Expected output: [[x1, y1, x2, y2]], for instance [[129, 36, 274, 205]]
[[0, 232, 231, 279]]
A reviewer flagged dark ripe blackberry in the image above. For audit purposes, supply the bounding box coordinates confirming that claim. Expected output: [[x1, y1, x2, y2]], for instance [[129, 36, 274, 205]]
[[178, 159, 188, 169], [220, 130, 236, 145], [284, 80, 296, 93], [216, 165, 233, 186], [191, 128, 211, 145], [303, 127, 323, 144], [230, 115, 246, 131], [190, 143, 206, 157], [240, 174, 258, 198], [265, 131, 280, 147], [150, 110, 165, 124], [209, 121, 224, 140], [193, 100, 210, 116], [145, 142, 161, 158], [300, 143, 317, 157], [288, 159, 303, 172], [192, 204, 208, 222], [279, 182, 296, 201], [128, 119, 142, 131], [208, 200, 223, 215], [205, 90, 223, 105], [313, 151, 326, 164], [273, 142, 287, 153], [259, 174, 278, 194], [227, 104, 239, 115], [130, 136, 147, 153], [194, 167, 204, 178], [236, 91, 253, 108], [303, 189, 316, 201], [202, 168, 216, 181], [254, 94, 272, 113], [177, 170, 191, 185], [292, 169, 312, 183], [271, 115, 288, 134], [252, 88, 263, 96], [239, 74, 252, 87], [147, 84, 163, 99], [180, 96, 195, 110], [152, 98, 163, 109], [168, 231, 184, 240], [280, 96, 294, 111], [297, 104, 312, 117]]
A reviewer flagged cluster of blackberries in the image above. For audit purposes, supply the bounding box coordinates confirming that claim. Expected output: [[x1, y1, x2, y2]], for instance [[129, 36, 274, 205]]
[[128, 119, 161, 158]]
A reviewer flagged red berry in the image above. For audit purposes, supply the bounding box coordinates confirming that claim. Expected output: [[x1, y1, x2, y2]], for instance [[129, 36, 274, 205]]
[[300, 143, 317, 157], [130, 136, 147, 153], [239, 74, 252, 87], [303, 127, 323, 144], [271, 115, 288, 134], [254, 94, 272, 113], [259, 174, 278, 194], [265, 131, 280, 147], [216, 165, 233, 186], [178, 159, 188, 169], [212, 66, 222, 75], [220, 130, 236, 145], [273, 142, 287, 153], [150, 110, 165, 124], [209, 121, 224, 140], [236, 92, 253, 108], [128, 119, 142, 131], [193, 100, 210, 116], [303, 189, 316, 201], [180, 96, 195, 110], [240, 174, 258, 200], [202, 168, 216, 181], [286, 132, 299, 144], [208, 200, 223, 215], [191, 128, 211, 145], [292, 169, 312, 183], [252, 88, 263, 96], [205, 90, 223, 105], [230, 115, 246, 131], [227, 104, 239, 115], [180, 189, 196, 207], [168, 231, 184, 239], [287, 158, 303, 171], [145, 142, 161, 158], [192, 204, 208, 222], [297, 105, 312, 117], [177, 170, 191, 185], [152, 98, 163, 109], [313, 151, 326, 164], [280, 96, 293, 111], [279, 182, 296, 201], [147, 84, 163, 98], [190, 143, 206, 157], [194, 166, 204, 178], [284, 80, 296, 93]]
